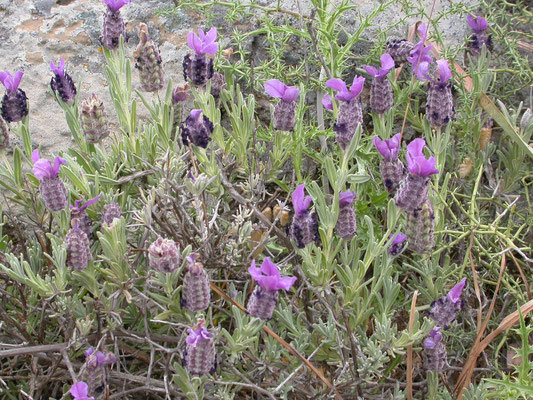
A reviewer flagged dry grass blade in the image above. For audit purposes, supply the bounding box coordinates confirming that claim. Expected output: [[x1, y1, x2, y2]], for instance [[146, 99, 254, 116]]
[[210, 283, 343, 400], [406, 290, 418, 400]]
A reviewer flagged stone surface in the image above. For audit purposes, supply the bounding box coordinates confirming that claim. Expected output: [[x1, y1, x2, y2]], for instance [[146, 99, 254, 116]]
[[0, 0, 473, 155]]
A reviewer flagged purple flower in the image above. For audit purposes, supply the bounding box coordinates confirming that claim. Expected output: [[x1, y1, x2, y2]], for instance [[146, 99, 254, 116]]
[[388, 232, 407, 256], [0, 70, 23, 94], [372, 133, 401, 161], [249, 257, 297, 292], [447, 277, 467, 303], [406, 138, 438, 177], [187, 28, 218, 55], [362, 53, 395, 78], [339, 191, 356, 207], [69, 382, 94, 400], [322, 94, 333, 110], [407, 24, 434, 79], [31, 150, 66, 181], [101, 0, 130, 12], [435, 59, 452, 82], [325, 76, 365, 102], [186, 321, 213, 347], [467, 14, 488, 32], [264, 79, 299, 102], [50, 59, 65, 77], [424, 327, 442, 349], [85, 347, 116, 368], [292, 184, 312, 216], [71, 194, 102, 213]]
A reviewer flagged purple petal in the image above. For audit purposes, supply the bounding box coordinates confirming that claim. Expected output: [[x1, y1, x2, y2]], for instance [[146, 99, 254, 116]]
[[52, 156, 67, 177], [12, 71, 23, 91], [102, 0, 130, 12], [50, 59, 65, 76], [31, 149, 40, 163], [436, 59, 452, 82], [248, 260, 262, 281], [447, 277, 466, 304], [380, 53, 395, 73], [417, 23, 428, 41], [0, 71, 9, 91], [186, 324, 212, 347], [190, 109, 203, 121], [33, 159, 54, 180], [77, 193, 102, 211], [187, 31, 203, 54], [292, 184, 312, 216], [467, 14, 488, 32], [339, 191, 356, 207], [276, 276, 297, 291], [260, 257, 280, 278], [362, 65, 378, 77], [84, 347, 95, 358], [202, 43, 219, 55], [325, 78, 348, 93], [349, 76, 365, 97], [264, 79, 287, 98], [204, 27, 217, 44], [282, 86, 299, 102], [407, 138, 426, 157], [372, 133, 401, 161], [407, 155, 439, 177], [424, 327, 442, 349], [322, 94, 333, 111], [391, 232, 407, 245], [415, 61, 431, 81], [70, 382, 91, 399]]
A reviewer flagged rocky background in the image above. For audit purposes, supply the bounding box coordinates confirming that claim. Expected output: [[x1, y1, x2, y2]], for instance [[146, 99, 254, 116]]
[[0, 0, 473, 155]]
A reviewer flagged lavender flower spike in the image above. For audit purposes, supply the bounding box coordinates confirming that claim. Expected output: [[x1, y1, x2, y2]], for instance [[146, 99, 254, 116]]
[[101, 0, 130, 50], [0, 70, 28, 123], [50, 58, 77, 104], [373, 133, 405, 195], [363, 54, 395, 114], [182, 253, 211, 312], [406, 138, 439, 177], [467, 14, 492, 56], [184, 320, 216, 376], [183, 28, 217, 86], [70, 382, 95, 400], [289, 184, 319, 248], [336, 191, 357, 239], [71, 194, 102, 240], [427, 278, 467, 327], [326, 76, 365, 150], [264, 79, 299, 131], [424, 327, 447, 372], [247, 257, 296, 320], [425, 59, 454, 127], [82, 347, 116, 399], [180, 109, 213, 148], [32, 150, 68, 212], [388, 232, 407, 256]]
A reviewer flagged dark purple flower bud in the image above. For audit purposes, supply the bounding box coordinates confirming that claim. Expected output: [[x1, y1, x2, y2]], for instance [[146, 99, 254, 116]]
[[180, 109, 213, 148], [148, 237, 181, 273], [210, 72, 226, 100], [423, 327, 447, 372], [362, 54, 395, 114], [427, 278, 467, 327], [336, 191, 357, 239], [407, 24, 434, 80], [69, 382, 94, 400], [388, 232, 407, 256], [183, 28, 217, 87], [101, 202, 122, 226], [326, 76, 365, 150], [81, 94, 110, 144], [247, 257, 296, 320], [66, 220, 92, 270], [134, 23, 164, 92], [0, 70, 28, 123], [32, 150, 68, 212], [184, 320, 216, 376], [386, 39, 415, 66], [395, 139, 438, 212], [71, 194, 101, 240], [264, 79, 300, 132], [289, 184, 319, 248], [426, 60, 454, 127], [82, 347, 116, 399], [466, 15, 492, 56], [50, 58, 77, 105], [182, 254, 211, 312], [172, 84, 190, 104], [101, 0, 130, 50], [0, 116, 9, 148], [405, 200, 435, 254]]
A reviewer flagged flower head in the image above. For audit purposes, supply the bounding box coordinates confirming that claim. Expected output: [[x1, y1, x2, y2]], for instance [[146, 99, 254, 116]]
[[72, 194, 101, 213], [424, 327, 442, 349], [447, 278, 467, 303], [187, 28, 218, 55], [435, 59, 452, 82], [186, 320, 213, 347], [264, 79, 299, 102], [69, 382, 94, 400], [325, 76, 365, 102], [172, 83, 190, 103], [373, 133, 401, 161], [31, 150, 66, 181], [0, 70, 23, 94], [339, 191, 356, 207], [85, 347, 117, 368], [248, 257, 297, 292], [406, 138, 438, 177], [388, 232, 407, 256], [467, 14, 488, 32], [101, 0, 130, 12], [362, 53, 395, 79], [407, 24, 434, 80], [292, 184, 312, 216]]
